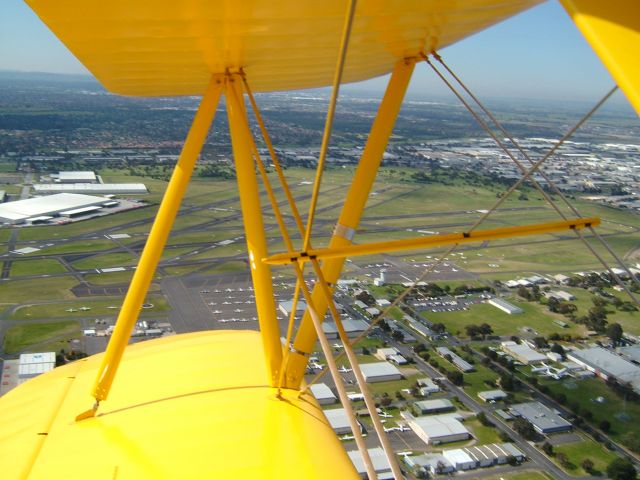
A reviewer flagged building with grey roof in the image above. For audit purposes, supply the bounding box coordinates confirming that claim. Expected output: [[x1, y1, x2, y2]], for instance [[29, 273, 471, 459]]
[[501, 341, 547, 364], [618, 345, 640, 364], [323, 408, 361, 435], [278, 299, 307, 317], [347, 447, 393, 480], [436, 347, 474, 372], [56, 171, 97, 183], [510, 402, 572, 434], [0, 193, 115, 224], [18, 352, 56, 380], [322, 318, 369, 339], [443, 443, 525, 470], [568, 346, 640, 394], [477, 390, 508, 403], [488, 298, 523, 314], [414, 399, 455, 415], [405, 413, 470, 445], [309, 383, 337, 405], [417, 377, 440, 395], [359, 362, 403, 383], [544, 290, 576, 302], [442, 449, 475, 470], [33, 183, 148, 194], [405, 453, 455, 475]]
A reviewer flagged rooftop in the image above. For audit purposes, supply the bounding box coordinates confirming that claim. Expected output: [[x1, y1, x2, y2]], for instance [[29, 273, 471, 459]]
[[0, 193, 110, 222], [568, 347, 640, 392], [359, 362, 402, 379], [510, 402, 572, 432]]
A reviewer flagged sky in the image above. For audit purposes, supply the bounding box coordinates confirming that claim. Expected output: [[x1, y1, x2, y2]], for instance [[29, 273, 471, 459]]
[[0, 0, 623, 104]]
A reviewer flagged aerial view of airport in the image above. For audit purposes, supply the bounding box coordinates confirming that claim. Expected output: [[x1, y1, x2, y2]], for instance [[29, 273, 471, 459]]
[[2, 69, 639, 479], [2, 1, 640, 479]]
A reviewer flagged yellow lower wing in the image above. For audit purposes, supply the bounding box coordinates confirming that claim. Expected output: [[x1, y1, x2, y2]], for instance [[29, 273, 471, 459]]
[[0, 331, 358, 479]]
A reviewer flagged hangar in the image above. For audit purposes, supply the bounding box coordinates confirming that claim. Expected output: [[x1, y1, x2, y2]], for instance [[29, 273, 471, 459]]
[[0, 193, 115, 224]]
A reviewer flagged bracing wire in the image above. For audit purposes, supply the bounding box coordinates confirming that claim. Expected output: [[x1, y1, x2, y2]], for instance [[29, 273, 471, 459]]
[[303, 0, 358, 252], [428, 52, 639, 305]]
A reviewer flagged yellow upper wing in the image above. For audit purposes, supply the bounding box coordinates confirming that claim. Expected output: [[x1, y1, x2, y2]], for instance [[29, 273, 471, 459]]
[[26, 0, 541, 96]]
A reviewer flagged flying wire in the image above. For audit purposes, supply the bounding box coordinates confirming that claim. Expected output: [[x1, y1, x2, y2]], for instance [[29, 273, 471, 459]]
[[303, 0, 358, 252], [428, 53, 639, 305]]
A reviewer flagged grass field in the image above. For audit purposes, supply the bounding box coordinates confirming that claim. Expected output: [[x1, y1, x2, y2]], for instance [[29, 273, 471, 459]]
[[3, 321, 81, 354], [534, 376, 640, 451], [552, 435, 619, 476], [10, 294, 169, 320], [10, 259, 67, 277], [423, 300, 587, 338], [72, 251, 138, 270], [461, 362, 501, 399], [0, 277, 78, 304], [466, 418, 502, 445]]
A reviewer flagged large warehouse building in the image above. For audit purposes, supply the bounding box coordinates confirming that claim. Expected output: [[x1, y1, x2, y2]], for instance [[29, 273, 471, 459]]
[[347, 447, 394, 480], [406, 413, 470, 445], [309, 383, 337, 405], [55, 171, 97, 183], [359, 362, 403, 383], [568, 346, 640, 394], [323, 408, 361, 435], [0, 193, 117, 224], [510, 402, 572, 434], [33, 183, 148, 194]]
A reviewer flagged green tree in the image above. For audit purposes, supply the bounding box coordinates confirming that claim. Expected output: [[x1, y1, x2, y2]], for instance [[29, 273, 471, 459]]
[[606, 458, 637, 480], [607, 323, 624, 346], [581, 458, 594, 474], [513, 417, 536, 440], [479, 323, 493, 339]]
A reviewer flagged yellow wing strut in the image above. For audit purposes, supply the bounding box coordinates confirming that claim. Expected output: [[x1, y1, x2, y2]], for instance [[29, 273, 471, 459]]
[[265, 217, 601, 265], [79, 76, 223, 417]]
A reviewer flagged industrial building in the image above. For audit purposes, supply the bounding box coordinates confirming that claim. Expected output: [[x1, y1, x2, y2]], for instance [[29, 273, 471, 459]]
[[443, 443, 525, 470], [488, 298, 523, 314], [477, 390, 508, 403], [347, 447, 394, 480], [510, 402, 572, 434], [417, 377, 440, 395], [322, 318, 369, 339], [278, 299, 307, 317], [374, 347, 407, 365], [18, 352, 56, 380], [309, 383, 337, 405], [501, 341, 547, 364], [442, 449, 475, 470], [55, 171, 97, 183], [414, 399, 455, 415], [544, 290, 576, 302], [323, 408, 360, 435], [568, 347, 640, 394], [0, 193, 119, 224], [359, 362, 403, 383], [618, 345, 640, 364], [405, 413, 470, 445], [436, 347, 474, 372], [405, 453, 455, 475], [33, 183, 148, 194]]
